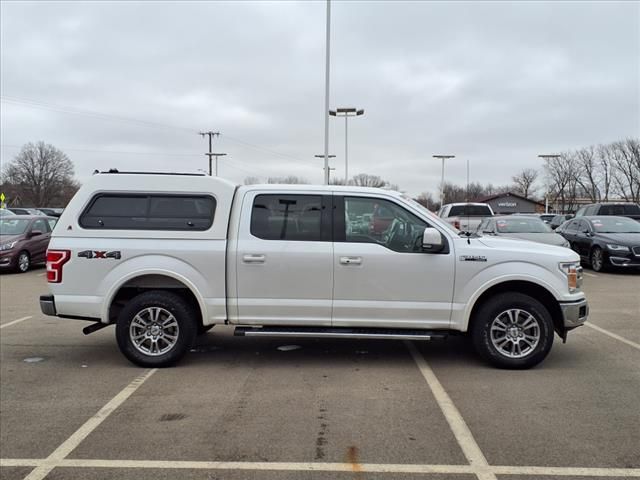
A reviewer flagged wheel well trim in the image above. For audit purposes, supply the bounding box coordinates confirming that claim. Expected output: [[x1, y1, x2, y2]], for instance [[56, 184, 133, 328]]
[[101, 269, 207, 325], [462, 275, 561, 331]]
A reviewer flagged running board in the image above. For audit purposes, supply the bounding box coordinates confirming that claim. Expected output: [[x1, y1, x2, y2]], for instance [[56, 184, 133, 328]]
[[234, 326, 448, 341]]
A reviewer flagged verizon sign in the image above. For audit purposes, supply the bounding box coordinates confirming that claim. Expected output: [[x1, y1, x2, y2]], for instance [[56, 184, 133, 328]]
[[498, 202, 517, 207]]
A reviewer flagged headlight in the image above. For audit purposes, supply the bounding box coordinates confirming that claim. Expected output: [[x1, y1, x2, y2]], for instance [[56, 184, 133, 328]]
[[606, 244, 629, 252], [0, 241, 18, 251], [559, 261, 583, 293]]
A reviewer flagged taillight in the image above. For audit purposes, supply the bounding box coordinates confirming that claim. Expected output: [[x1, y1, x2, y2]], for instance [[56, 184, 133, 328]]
[[46, 250, 71, 283]]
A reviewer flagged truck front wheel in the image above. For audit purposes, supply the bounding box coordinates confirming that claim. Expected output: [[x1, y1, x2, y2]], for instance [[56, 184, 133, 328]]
[[116, 290, 196, 367], [471, 292, 554, 369]]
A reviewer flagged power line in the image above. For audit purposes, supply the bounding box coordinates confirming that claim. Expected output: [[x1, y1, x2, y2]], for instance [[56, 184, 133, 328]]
[[1, 95, 317, 167]]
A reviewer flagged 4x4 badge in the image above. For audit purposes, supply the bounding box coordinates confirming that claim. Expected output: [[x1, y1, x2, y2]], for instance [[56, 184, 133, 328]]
[[78, 250, 121, 260]]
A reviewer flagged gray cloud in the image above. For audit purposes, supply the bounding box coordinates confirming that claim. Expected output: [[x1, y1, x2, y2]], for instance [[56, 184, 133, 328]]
[[1, 0, 638, 195]]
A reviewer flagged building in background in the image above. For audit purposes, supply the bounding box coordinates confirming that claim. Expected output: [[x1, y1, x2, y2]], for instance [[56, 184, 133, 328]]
[[480, 192, 545, 215]]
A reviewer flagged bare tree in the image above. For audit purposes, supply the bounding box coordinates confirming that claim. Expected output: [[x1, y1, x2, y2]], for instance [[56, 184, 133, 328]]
[[610, 138, 640, 202], [267, 176, 309, 184], [512, 168, 539, 199], [574, 146, 600, 202], [350, 173, 388, 188], [597, 144, 613, 202], [243, 176, 261, 185], [544, 152, 580, 213], [415, 192, 438, 211], [1, 142, 79, 207]]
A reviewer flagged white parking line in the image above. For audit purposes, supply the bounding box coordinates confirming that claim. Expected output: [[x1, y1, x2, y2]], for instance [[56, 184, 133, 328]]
[[583, 272, 598, 278], [405, 341, 496, 480], [22, 368, 157, 480], [2, 458, 639, 477], [0, 315, 33, 329], [585, 322, 640, 351], [37, 272, 46, 277]]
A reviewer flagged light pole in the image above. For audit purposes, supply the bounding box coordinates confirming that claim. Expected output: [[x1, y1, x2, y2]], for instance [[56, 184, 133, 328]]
[[538, 154, 561, 213], [432, 155, 455, 206], [315, 154, 336, 182], [329, 107, 364, 182], [322, 0, 332, 185]]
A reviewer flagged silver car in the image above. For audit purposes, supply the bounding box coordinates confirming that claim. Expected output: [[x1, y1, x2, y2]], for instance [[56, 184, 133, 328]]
[[478, 215, 570, 247]]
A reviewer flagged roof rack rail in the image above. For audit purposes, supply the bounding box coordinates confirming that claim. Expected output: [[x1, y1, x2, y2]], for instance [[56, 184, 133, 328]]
[[95, 169, 206, 176]]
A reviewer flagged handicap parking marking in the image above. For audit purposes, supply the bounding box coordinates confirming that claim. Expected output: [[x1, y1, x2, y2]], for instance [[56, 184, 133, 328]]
[[21, 368, 157, 480], [0, 315, 33, 329], [585, 322, 640, 351]]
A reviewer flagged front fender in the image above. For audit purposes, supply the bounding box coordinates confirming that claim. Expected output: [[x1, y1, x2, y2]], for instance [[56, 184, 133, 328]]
[[99, 255, 209, 325], [454, 261, 569, 331]]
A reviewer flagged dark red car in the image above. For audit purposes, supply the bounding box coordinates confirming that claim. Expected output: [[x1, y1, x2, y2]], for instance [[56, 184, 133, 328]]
[[0, 215, 57, 273]]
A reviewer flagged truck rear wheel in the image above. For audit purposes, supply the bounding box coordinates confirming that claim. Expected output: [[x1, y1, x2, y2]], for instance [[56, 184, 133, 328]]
[[471, 292, 554, 369], [115, 290, 196, 367]]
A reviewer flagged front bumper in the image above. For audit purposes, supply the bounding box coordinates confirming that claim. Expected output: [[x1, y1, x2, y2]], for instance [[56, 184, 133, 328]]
[[608, 255, 640, 268], [559, 298, 589, 328], [0, 251, 17, 269], [40, 295, 57, 316]]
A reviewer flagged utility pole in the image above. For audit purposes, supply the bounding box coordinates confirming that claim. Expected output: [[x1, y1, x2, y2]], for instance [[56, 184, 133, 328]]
[[199, 131, 220, 176], [211, 153, 227, 176], [329, 107, 364, 182], [432, 155, 455, 206], [322, 0, 332, 185]]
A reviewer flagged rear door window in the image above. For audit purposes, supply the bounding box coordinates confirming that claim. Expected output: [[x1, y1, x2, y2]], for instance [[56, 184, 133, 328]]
[[250, 194, 327, 241]]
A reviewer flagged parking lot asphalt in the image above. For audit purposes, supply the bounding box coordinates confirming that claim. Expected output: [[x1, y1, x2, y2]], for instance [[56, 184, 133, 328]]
[[0, 266, 638, 480]]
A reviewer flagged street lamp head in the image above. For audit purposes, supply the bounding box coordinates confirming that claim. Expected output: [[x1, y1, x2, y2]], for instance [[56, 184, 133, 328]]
[[336, 107, 357, 113], [315, 154, 336, 158], [432, 155, 455, 159], [538, 154, 561, 159], [329, 110, 337, 116], [356, 109, 364, 116]]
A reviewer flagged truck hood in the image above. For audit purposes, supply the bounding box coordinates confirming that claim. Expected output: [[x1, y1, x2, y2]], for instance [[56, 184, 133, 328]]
[[498, 232, 568, 247], [475, 235, 579, 261]]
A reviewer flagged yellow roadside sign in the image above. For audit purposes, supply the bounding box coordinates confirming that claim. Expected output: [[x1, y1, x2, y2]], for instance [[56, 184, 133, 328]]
[[0, 193, 5, 202]]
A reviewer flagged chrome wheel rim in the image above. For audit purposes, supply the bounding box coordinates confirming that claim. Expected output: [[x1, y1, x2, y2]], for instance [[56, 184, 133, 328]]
[[490, 309, 540, 359], [18, 254, 29, 272], [592, 249, 602, 270], [129, 307, 179, 356]]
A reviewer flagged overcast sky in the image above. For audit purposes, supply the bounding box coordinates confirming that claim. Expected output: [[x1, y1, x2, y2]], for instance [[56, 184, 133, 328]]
[[1, 0, 638, 196]]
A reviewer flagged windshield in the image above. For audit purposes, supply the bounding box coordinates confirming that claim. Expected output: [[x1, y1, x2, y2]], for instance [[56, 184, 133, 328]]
[[496, 217, 552, 233], [589, 216, 640, 233], [402, 196, 460, 233], [0, 218, 30, 235], [449, 205, 492, 217]]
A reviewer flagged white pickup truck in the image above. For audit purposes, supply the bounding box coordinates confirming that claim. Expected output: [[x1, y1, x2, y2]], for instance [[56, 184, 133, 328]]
[[438, 202, 494, 233], [40, 172, 588, 369]]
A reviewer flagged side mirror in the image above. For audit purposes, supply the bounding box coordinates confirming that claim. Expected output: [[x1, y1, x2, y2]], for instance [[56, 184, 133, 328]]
[[422, 227, 444, 253], [30, 230, 43, 237]]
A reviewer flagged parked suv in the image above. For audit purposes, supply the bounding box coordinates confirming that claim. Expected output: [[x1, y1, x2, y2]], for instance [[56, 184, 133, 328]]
[[0, 215, 57, 272], [574, 203, 640, 221], [40, 172, 588, 369]]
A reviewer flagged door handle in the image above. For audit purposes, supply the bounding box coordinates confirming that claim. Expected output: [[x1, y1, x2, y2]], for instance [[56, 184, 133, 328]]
[[339, 256, 362, 265], [242, 254, 265, 264]]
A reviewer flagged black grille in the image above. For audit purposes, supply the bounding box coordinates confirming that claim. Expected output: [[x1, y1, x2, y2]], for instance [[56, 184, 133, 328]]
[[633, 246, 640, 256]]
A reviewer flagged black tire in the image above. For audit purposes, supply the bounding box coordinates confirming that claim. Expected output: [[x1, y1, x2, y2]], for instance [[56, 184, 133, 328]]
[[197, 324, 214, 335], [115, 290, 197, 367], [590, 246, 606, 272], [471, 292, 554, 369], [16, 251, 30, 273]]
